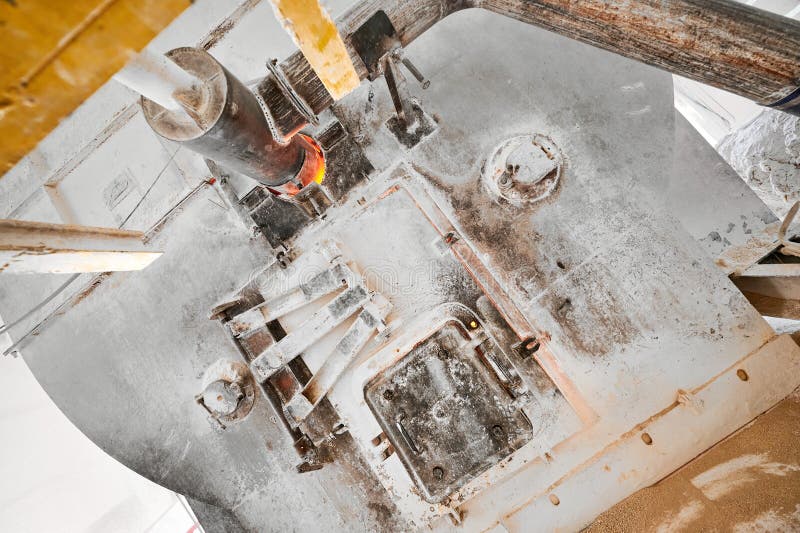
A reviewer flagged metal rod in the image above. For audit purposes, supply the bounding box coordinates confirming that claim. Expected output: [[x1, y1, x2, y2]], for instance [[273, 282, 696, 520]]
[[400, 57, 430, 89], [382, 55, 416, 127]]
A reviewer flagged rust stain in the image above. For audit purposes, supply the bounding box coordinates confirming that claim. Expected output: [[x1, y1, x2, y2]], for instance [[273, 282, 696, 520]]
[[71, 272, 111, 306], [199, 0, 261, 50]]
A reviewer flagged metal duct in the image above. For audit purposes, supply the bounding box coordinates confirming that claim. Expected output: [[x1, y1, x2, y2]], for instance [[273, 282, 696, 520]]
[[141, 47, 320, 188], [258, 0, 800, 141]]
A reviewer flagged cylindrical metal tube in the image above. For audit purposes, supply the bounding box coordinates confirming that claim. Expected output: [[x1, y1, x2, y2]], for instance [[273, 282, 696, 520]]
[[269, 0, 800, 123], [478, 0, 800, 112], [141, 47, 317, 187]]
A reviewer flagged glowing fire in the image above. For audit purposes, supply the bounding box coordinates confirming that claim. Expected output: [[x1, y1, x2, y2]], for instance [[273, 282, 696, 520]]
[[302, 134, 326, 186], [269, 134, 325, 197]]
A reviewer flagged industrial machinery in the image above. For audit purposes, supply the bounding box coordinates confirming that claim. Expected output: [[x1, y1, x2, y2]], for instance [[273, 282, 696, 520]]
[[2, 0, 800, 530]]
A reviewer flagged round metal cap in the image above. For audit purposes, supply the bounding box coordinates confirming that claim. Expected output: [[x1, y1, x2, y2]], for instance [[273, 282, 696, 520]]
[[484, 134, 563, 205]]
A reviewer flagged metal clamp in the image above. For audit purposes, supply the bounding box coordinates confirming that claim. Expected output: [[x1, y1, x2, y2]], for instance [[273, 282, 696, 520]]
[[266, 58, 319, 126]]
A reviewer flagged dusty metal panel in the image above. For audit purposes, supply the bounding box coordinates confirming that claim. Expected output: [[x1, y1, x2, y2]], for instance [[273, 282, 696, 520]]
[[2, 3, 796, 532], [17, 187, 403, 531], [668, 111, 778, 258]]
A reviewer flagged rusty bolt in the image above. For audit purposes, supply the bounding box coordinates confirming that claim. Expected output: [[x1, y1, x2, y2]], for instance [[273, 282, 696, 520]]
[[491, 424, 505, 438]]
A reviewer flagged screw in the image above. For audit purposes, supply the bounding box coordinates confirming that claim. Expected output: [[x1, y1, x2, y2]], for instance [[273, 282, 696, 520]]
[[383, 389, 394, 401], [524, 338, 540, 353], [433, 466, 444, 480], [491, 425, 505, 438]]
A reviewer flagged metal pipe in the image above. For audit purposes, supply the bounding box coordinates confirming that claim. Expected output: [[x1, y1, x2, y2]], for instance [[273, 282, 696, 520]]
[[142, 1, 799, 188], [141, 47, 320, 188], [477, 0, 800, 113], [115, 49, 202, 112], [264, 0, 800, 133]]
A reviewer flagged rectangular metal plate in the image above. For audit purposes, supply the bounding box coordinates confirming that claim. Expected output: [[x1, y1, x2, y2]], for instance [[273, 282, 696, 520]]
[[365, 320, 533, 503]]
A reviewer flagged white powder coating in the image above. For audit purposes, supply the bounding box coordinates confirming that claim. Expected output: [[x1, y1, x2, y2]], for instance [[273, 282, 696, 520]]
[[718, 109, 800, 219], [690, 453, 800, 501], [654, 499, 705, 533], [732, 504, 800, 533]]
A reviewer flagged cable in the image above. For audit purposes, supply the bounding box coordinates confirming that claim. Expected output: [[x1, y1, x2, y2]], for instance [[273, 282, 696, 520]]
[[0, 274, 79, 336]]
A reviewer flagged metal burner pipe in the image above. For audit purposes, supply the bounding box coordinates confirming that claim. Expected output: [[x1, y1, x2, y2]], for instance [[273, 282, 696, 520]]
[[141, 47, 319, 188]]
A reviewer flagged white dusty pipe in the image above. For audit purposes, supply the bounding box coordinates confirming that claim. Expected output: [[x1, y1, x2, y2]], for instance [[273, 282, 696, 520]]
[[114, 48, 201, 111]]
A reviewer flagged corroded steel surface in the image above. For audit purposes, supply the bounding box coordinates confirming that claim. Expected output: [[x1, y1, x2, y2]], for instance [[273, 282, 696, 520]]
[[2, 2, 797, 531]]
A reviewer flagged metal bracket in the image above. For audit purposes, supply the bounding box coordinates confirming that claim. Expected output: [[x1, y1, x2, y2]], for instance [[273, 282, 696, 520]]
[[381, 51, 417, 128], [350, 11, 430, 128], [285, 296, 391, 424], [350, 10, 399, 81], [266, 58, 319, 126]]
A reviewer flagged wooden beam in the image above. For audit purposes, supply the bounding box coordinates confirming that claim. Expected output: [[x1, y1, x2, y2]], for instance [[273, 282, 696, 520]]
[[0, 219, 162, 274], [738, 263, 800, 278], [268, 0, 359, 101]]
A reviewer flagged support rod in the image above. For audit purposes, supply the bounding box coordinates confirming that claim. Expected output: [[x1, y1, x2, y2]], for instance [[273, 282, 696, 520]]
[[0, 219, 162, 274]]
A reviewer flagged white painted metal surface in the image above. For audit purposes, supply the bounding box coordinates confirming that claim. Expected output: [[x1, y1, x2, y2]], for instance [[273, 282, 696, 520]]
[[0, 1, 796, 532], [0, 219, 161, 274]]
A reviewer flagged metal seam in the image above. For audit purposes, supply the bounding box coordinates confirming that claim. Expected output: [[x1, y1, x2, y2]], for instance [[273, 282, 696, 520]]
[[250, 85, 290, 145]]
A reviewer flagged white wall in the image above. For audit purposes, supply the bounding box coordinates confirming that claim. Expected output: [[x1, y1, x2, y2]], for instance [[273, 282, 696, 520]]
[[0, 330, 197, 533], [675, 0, 800, 146]]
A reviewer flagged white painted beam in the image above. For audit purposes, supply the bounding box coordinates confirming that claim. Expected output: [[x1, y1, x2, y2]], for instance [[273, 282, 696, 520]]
[[0, 219, 162, 274]]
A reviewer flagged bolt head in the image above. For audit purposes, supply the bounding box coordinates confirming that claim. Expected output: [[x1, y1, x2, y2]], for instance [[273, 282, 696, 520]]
[[203, 380, 243, 416]]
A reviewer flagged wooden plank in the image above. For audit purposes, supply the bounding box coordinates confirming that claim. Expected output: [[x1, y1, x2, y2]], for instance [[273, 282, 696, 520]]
[[268, 0, 360, 100], [739, 263, 800, 278], [0, 0, 190, 174], [0, 219, 161, 273]]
